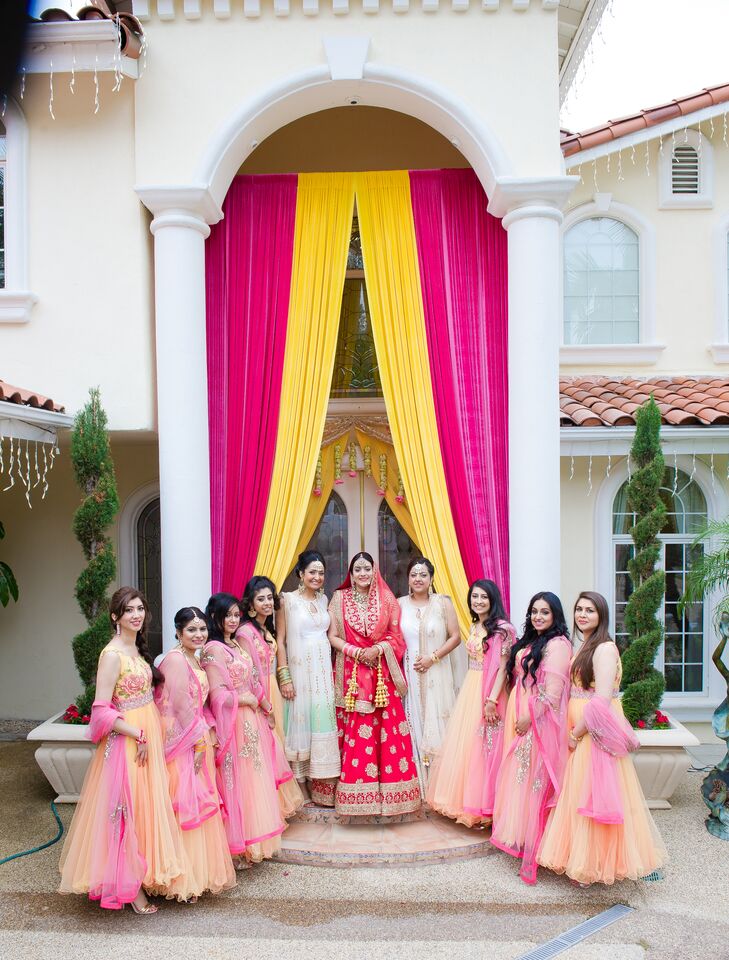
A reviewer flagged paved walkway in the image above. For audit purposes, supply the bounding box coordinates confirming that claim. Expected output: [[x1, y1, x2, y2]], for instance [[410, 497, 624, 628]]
[[1, 741, 726, 960]]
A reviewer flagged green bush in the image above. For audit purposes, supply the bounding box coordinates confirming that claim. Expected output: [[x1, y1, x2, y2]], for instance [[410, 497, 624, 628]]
[[70, 389, 119, 715], [621, 396, 666, 726]]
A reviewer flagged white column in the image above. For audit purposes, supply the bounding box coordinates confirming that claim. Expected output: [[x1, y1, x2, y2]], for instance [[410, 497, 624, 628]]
[[149, 209, 212, 649], [502, 202, 564, 625]]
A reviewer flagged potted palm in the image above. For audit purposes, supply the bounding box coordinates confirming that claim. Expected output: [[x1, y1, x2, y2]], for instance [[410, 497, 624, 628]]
[[621, 397, 698, 808], [28, 388, 119, 802]]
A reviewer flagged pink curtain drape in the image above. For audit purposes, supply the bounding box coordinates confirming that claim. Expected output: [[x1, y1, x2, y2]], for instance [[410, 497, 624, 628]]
[[409, 169, 509, 603], [206, 174, 298, 593]]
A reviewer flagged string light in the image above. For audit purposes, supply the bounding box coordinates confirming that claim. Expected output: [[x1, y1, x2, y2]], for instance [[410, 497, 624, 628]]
[[606, 453, 612, 478], [70, 54, 77, 95], [1, 95, 6, 119], [3, 438, 15, 491], [587, 453, 593, 496], [48, 59, 55, 120], [592, 158, 598, 190], [673, 451, 678, 495], [630, 143, 636, 165], [724, 112, 728, 147], [658, 133, 664, 155], [20, 67, 26, 100], [569, 454, 575, 480], [617, 149, 624, 182], [645, 141, 650, 176], [710, 449, 716, 493], [690, 450, 697, 483], [94, 53, 100, 115], [709, 115, 715, 138]]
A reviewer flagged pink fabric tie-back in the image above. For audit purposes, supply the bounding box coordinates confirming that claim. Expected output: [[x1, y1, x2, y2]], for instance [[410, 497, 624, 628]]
[[409, 169, 509, 602], [206, 174, 298, 593]]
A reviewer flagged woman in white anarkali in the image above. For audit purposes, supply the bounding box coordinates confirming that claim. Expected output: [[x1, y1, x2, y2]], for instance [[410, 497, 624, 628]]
[[276, 551, 341, 806], [398, 557, 465, 789]]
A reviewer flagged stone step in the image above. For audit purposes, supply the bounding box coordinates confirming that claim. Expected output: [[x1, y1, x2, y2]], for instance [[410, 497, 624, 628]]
[[292, 802, 427, 825]]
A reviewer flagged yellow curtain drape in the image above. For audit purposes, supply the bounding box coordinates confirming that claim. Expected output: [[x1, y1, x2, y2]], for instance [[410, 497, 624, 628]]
[[355, 171, 470, 634], [255, 173, 356, 588], [293, 443, 336, 561], [354, 428, 418, 547]]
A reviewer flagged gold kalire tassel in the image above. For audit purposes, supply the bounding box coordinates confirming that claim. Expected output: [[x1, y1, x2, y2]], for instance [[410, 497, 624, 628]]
[[374, 653, 389, 708], [344, 660, 359, 712]]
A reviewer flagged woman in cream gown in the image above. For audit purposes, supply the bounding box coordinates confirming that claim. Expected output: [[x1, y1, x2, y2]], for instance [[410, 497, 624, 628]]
[[397, 557, 464, 789]]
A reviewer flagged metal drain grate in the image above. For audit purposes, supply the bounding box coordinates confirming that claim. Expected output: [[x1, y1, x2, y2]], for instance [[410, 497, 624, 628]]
[[515, 904, 635, 960]]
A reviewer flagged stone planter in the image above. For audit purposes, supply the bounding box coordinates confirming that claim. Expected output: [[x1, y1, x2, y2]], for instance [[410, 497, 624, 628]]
[[27, 711, 94, 803], [632, 715, 700, 809]]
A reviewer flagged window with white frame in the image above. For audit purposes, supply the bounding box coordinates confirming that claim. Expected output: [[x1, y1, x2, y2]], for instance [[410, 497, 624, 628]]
[[564, 217, 639, 345], [612, 468, 707, 693]]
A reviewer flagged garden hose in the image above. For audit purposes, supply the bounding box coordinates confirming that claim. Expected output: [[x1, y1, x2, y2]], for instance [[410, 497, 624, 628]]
[[0, 800, 64, 865]]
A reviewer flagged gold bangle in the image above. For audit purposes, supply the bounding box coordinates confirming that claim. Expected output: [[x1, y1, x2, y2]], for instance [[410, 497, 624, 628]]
[[431, 651, 440, 663]]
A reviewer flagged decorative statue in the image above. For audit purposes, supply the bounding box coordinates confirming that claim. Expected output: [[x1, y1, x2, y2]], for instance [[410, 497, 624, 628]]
[[701, 612, 729, 840]]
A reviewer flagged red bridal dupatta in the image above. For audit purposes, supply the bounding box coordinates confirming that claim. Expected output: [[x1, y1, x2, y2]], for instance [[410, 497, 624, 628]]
[[200, 640, 247, 854], [155, 650, 220, 830], [81, 700, 146, 908], [330, 567, 408, 713]]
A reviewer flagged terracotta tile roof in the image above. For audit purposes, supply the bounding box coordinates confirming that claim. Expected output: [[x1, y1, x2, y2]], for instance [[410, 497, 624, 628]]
[[0, 380, 66, 414], [560, 377, 729, 428], [32, 2, 143, 60], [561, 82, 729, 158]]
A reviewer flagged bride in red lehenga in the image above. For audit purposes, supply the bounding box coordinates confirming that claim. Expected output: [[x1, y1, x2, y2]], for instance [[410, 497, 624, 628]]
[[327, 552, 422, 817]]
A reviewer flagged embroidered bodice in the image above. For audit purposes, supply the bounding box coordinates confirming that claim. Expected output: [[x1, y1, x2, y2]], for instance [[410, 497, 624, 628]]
[[101, 644, 153, 711], [465, 623, 487, 670], [221, 643, 256, 691], [191, 660, 209, 702]]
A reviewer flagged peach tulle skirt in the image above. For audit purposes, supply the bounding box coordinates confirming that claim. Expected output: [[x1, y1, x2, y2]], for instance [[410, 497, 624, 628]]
[[538, 696, 667, 885], [236, 705, 286, 862], [158, 734, 236, 901], [426, 669, 490, 827], [59, 701, 186, 897]]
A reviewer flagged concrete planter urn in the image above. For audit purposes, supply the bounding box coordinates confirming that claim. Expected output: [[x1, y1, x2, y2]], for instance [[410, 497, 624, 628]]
[[632, 714, 699, 809], [27, 711, 94, 803]]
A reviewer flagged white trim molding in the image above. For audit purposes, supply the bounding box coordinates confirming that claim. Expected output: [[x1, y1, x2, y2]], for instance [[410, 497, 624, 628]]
[[561, 425, 729, 457], [560, 197, 664, 366], [22, 21, 140, 79], [592, 454, 728, 722], [710, 210, 729, 362], [0, 99, 37, 324], [658, 127, 713, 210], [118, 479, 160, 589]]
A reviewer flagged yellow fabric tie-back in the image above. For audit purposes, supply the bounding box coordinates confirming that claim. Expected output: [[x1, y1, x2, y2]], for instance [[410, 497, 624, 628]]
[[354, 170, 470, 635]]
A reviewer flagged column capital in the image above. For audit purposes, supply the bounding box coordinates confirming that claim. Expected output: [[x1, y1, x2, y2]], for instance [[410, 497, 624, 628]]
[[487, 175, 579, 224], [135, 185, 224, 231]]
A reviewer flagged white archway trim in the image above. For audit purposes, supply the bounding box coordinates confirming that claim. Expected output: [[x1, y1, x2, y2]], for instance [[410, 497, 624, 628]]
[[0, 98, 37, 324], [593, 454, 728, 719], [118, 479, 160, 589], [192, 63, 516, 209], [658, 127, 713, 210], [710, 209, 729, 363], [560, 196, 663, 366]]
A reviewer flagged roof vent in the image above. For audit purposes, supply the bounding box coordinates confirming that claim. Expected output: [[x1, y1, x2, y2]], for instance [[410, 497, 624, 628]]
[[671, 144, 700, 194]]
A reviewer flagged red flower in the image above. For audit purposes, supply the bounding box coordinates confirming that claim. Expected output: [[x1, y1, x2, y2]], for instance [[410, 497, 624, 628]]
[[637, 719, 646, 729], [66, 704, 79, 715], [81, 715, 90, 724]]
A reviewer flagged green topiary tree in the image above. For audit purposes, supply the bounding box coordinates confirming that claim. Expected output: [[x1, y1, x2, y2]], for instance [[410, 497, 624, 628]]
[[621, 396, 667, 726], [70, 388, 119, 715]]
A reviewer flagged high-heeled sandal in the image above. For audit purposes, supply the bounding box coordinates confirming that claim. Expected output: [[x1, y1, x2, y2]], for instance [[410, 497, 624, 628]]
[[130, 900, 158, 915]]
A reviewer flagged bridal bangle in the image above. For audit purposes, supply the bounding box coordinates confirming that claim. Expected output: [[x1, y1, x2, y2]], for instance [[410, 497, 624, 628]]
[[431, 651, 440, 664], [277, 667, 292, 685]]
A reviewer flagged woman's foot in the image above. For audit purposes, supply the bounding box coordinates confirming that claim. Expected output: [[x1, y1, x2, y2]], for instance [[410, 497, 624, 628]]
[[130, 892, 158, 915], [235, 856, 253, 871]]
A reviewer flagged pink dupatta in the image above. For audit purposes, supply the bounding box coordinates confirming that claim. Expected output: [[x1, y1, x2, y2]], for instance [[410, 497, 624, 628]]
[[200, 640, 247, 854], [84, 700, 146, 909], [155, 650, 220, 830], [578, 695, 640, 824]]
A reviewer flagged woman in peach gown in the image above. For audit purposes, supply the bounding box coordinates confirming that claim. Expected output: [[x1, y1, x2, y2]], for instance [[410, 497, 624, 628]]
[[59, 587, 185, 913], [491, 591, 572, 885], [202, 592, 286, 864], [538, 591, 666, 885], [427, 579, 514, 826], [237, 576, 303, 818], [154, 607, 236, 901]]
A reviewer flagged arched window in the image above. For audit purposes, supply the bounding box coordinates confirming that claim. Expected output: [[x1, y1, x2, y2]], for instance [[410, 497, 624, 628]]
[[281, 491, 348, 597], [378, 501, 417, 599], [564, 217, 639, 345], [612, 468, 708, 693], [137, 497, 162, 658]]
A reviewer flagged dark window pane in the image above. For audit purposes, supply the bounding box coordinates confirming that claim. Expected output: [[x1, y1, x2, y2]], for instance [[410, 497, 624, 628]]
[[282, 492, 348, 597], [137, 498, 162, 659], [330, 277, 382, 399], [685, 634, 703, 664], [615, 573, 633, 603], [664, 603, 683, 633], [684, 665, 703, 692], [664, 664, 682, 692], [378, 501, 418, 600], [683, 603, 703, 632], [615, 543, 633, 571], [664, 634, 682, 663], [664, 543, 684, 572]]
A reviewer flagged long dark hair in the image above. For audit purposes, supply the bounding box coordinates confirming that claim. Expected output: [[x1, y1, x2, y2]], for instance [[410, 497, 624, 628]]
[[571, 591, 613, 689], [507, 591, 568, 689], [467, 578, 509, 652], [241, 576, 280, 642], [109, 586, 162, 685], [204, 593, 240, 644], [348, 552, 375, 577]]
